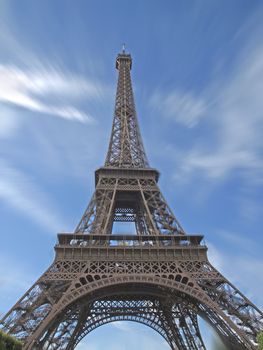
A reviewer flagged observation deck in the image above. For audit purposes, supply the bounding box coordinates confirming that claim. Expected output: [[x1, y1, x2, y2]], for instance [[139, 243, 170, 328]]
[[55, 233, 208, 261]]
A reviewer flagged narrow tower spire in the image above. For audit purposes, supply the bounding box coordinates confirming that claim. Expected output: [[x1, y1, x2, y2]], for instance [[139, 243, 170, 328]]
[[122, 43, 126, 53], [105, 49, 149, 168]]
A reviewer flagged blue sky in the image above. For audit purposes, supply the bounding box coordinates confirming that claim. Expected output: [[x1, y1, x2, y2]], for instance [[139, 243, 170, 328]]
[[0, 0, 263, 348]]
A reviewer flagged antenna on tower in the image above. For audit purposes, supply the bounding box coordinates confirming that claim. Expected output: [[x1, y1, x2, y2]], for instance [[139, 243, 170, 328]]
[[122, 43, 126, 53]]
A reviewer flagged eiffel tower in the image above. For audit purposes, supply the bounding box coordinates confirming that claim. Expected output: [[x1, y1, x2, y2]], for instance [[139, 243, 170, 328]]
[[1, 48, 263, 350]]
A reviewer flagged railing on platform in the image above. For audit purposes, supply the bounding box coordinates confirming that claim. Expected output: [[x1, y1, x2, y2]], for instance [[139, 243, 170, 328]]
[[56, 233, 206, 248]]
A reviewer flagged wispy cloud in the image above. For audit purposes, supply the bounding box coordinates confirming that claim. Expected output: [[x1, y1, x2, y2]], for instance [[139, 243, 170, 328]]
[[0, 64, 102, 123], [151, 27, 263, 186], [0, 253, 36, 317], [0, 160, 64, 232], [180, 43, 263, 182], [215, 229, 261, 255], [77, 322, 170, 350], [0, 6, 110, 125], [0, 105, 18, 138], [111, 321, 132, 332], [207, 233, 263, 308], [150, 90, 207, 128]]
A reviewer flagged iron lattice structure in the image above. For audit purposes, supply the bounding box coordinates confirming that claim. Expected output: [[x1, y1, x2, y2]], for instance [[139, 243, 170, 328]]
[[1, 49, 263, 350]]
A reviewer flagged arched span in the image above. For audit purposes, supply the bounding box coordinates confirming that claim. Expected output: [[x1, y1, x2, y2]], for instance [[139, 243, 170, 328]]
[[25, 274, 253, 350], [74, 315, 171, 349], [61, 274, 212, 309]]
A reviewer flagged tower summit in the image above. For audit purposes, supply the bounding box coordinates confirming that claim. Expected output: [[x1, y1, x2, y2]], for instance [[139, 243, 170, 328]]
[[106, 47, 148, 168], [1, 50, 262, 350]]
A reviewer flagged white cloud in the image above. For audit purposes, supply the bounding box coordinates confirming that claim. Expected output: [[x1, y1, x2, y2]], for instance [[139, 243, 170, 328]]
[[0, 160, 64, 232], [176, 148, 261, 181], [181, 43, 263, 182], [0, 64, 100, 123], [150, 90, 206, 128], [75, 322, 170, 350], [76, 341, 99, 350], [207, 233, 263, 309], [0, 6, 110, 125], [111, 321, 132, 332], [152, 29, 263, 186], [0, 253, 36, 317], [0, 106, 18, 138], [206, 242, 225, 272], [216, 229, 261, 255]]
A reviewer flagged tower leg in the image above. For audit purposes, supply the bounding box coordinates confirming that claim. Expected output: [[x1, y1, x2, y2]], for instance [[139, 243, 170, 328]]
[[159, 302, 206, 350]]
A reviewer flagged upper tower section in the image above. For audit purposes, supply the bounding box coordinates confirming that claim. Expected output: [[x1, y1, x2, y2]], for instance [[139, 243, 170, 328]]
[[105, 48, 149, 168]]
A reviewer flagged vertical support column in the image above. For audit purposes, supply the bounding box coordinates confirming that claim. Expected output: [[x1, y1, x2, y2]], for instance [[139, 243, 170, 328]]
[[159, 302, 206, 350], [137, 179, 159, 235], [102, 179, 118, 234]]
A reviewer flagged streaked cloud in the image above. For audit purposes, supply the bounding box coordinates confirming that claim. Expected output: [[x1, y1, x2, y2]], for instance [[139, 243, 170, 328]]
[[0, 253, 36, 317], [111, 321, 132, 332], [216, 229, 261, 255], [180, 43, 263, 181], [150, 90, 207, 128], [0, 4, 109, 125], [0, 106, 18, 138], [76, 322, 170, 350], [0, 160, 64, 232], [0, 64, 102, 123], [207, 232, 263, 308], [152, 29, 263, 186]]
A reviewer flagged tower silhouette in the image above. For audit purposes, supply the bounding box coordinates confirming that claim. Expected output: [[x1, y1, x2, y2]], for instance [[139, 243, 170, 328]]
[[1, 49, 262, 350]]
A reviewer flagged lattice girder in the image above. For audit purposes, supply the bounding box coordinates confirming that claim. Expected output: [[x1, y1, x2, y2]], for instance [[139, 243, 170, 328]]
[[75, 169, 185, 235], [2, 249, 260, 350], [1, 278, 70, 341], [16, 290, 207, 350], [105, 52, 148, 168], [198, 264, 263, 342], [67, 297, 178, 350], [3, 246, 261, 350]]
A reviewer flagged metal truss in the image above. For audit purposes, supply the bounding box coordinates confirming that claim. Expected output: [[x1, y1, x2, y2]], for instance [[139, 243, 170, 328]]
[[2, 255, 262, 349], [105, 51, 149, 168], [75, 175, 185, 235], [1, 49, 262, 350]]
